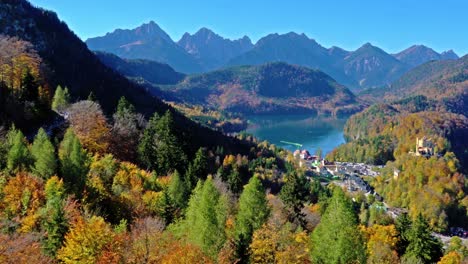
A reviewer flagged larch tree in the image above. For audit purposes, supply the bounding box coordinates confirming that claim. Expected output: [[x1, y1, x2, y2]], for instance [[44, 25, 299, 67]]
[[31, 128, 56, 179], [180, 178, 228, 257], [234, 176, 270, 260], [310, 187, 366, 264], [168, 170, 188, 210], [58, 128, 89, 197], [51, 85, 70, 113], [115, 96, 136, 118], [41, 176, 68, 257], [6, 127, 31, 172]]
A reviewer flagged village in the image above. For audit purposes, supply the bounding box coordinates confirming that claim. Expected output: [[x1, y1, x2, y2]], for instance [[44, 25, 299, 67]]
[[293, 149, 382, 194], [294, 139, 468, 240], [294, 136, 440, 196]]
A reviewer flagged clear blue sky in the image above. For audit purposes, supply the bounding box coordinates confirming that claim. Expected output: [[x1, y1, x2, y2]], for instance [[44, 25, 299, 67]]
[[29, 0, 467, 55]]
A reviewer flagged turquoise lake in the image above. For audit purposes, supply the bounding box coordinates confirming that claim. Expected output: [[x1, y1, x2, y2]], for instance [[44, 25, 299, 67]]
[[246, 115, 347, 155]]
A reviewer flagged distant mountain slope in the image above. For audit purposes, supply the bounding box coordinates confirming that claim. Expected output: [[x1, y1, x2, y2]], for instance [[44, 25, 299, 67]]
[[0, 0, 249, 154], [160, 62, 362, 116], [342, 43, 410, 88], [86, 21, 203, 73], [361, 55, 468, 115], [226, 35, 411, 90], [177, 28, 253, 71], [393, 45, 459, 67], [95, 51, 185, 85], [225, 32, 355, 88]]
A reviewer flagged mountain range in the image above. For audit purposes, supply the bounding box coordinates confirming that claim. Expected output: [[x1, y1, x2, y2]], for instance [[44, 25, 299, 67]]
[[86, 21, 460, 90], [0, 0, 249, 154]]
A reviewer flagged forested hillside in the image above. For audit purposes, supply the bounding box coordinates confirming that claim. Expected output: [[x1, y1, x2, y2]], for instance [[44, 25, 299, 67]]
[[95, 51, 185, 85], [361, 55, 468, 116], [159, 62, 363, 116]]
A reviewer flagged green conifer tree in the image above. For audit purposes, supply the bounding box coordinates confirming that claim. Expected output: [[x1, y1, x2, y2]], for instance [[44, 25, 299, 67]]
[[41, 176, 68, 256], [395, 213, 412, 256], [404, 214, 443, 263], [115, 96, 136, 117], [154, 111, 187, 175], [234, 176, 270, 260], [168, 170, 188, 210], [52, 85, 70, 112], [185, 148, 208, 190], [31, 128, 57, 179], [279, 172, 310, 227], [6, 127, 31, 172], [310, 187, 366, 264], [182, 178, 228, 257], [138, 113, 159, 170], [59, 129, 88, 196]]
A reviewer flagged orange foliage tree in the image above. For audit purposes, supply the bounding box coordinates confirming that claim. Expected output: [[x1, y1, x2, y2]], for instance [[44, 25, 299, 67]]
[[68, 101, 111, 154], [1, 172, 45, 233]]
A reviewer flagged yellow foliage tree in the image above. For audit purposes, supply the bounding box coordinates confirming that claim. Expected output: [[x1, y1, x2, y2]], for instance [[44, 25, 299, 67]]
[[110, 162, 161, 217], [437, 251, 463, 264], [57, 216, 113, 264], [361, 224, 400, 264], [250, 224, 310, 264]]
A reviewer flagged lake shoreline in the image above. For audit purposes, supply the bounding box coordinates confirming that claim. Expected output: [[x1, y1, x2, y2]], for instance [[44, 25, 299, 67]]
[[245, 114, 348, 155]]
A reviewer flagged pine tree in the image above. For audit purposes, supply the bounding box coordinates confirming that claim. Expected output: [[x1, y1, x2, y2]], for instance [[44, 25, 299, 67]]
[[181, 178, 228, 257], [155, 111, 187, 175], [310, 178, 329, 204], [59, 129, 88, 197], [228, 169, 242, 194], [185, 148, 208, 190], [234, 176, 270, 260], [138, 113, 159, 170], [6, 127, 31, 172], [21, 69, 38, 102], [279, 172, 310, 227], [31, 128, 57, 179], [404, 214, 443, 263], [395, 213, 412, 256], [51, 85, 70, 112], [41, 176, 68, 256], [138, 111, 187, 175], [310, 187, 366, 264], [155, 188, 175, 225]]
